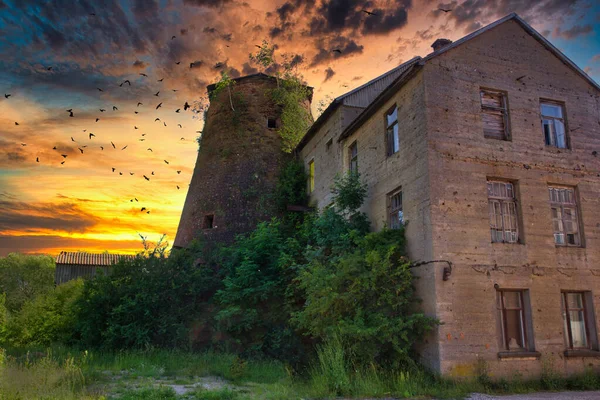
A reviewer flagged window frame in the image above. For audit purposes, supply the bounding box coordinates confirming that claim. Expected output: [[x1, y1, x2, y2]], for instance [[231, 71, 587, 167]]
[[540, 100, 569, 149], [548, 185, 582, 247], [480, 88, 511, 141], [562, 291, 592, 350], [496, 289, 535, 353], [385, 104, 399, 156], [487, 180, 520, 244], [348, 141, 358, 174], [202, 213, 215, 230], [387, 187, 403, 229], [308, 159, 315, 194]]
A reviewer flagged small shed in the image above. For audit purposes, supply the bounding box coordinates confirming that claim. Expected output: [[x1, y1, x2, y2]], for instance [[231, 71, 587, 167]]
[[55, 251, 135, 285]]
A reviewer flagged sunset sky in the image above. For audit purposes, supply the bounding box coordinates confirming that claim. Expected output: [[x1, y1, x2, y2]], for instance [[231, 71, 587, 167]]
[[1, 0, 599, 256]]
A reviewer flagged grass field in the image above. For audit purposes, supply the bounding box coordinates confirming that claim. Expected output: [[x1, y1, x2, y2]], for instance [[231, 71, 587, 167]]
[[1, 346, 600, 399]]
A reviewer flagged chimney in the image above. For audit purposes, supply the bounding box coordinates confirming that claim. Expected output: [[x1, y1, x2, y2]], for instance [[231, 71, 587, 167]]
[[431, 38, 453, 52]]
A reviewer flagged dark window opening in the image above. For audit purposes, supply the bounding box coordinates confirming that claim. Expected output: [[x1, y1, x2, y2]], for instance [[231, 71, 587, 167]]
[[202, 214, 214, 229], [385, 105, 399, 156], [349, 141, 358, 174], [326, 138, 333, 151], [497, 289, 534, 352], [267, 118, 277, 129], [388, 189, 403, 229]]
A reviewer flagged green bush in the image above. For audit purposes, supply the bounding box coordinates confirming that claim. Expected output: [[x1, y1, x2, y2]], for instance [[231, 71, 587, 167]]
[[3, 279, 83, 347], [74, 238, 224, 350], [0, 253, 55, 313]]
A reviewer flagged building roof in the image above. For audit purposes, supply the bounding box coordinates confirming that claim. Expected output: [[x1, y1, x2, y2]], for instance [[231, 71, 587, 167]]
[[55, 251, 135, 266], [337, 12, 600, 142], [206, 72, 314, 102], [295, 57, 421, 151]]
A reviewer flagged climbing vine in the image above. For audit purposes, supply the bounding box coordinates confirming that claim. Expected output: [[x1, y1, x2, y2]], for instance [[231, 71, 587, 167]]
[[250, 41, 312, 153]]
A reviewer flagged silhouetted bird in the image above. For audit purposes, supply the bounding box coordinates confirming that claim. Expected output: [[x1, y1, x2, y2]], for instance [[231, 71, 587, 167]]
[[71, 137, 75, 142], [130, 172, 134, 175], [184, 101, 190, 111], [90, 13, 96, 16], [151, 171, 154, 175], [61, 161, 65, 164], [361, 9, 377, 15], [134, 126, 138, 129], [155, 118, 160, 122], [61, 154, 68, 158], [89, 133, 95, 139], [178, 124, 182, 128], [177, 185, 180, 189], [175, 61, 181, 65], [78, 148, 84, 154], [120, 80, 131, 87], [36, 157, 39, 162], [141, 207, 146, 212], [148, 148, 153, 152], [137, 102, 143, 107], [112, 168, 116, 172], [158, 78, 164, 82], [154, 91, 160, 96], [143, 175, 150, 181], [14, 122, 19, 125], [69, 111, 74, 117], [175, 108, 180, 113], [180, 137, 185, 140], [141, 133, 146, 136], [97, 87, 103, 92], [113, 106, 118, 111], [96, 118, 100, 122], [172, 89, 178, 92], [164, 160, 169, 164], [139, 139, 145, 141], [119, 172, 122, 175], [4, 94, 11, 98], [21, 143, 26, 146], [47, 67, 52, 71], [332, 49, 342, 54], [140, 73, 148, 77], [100, 146, 104, 150], [134, 111, 139, 114], [122, 145, 128, 150], [171, 35, 176, 40], [177, 170, 181, 174], [100, 109, 106, 112], [111, 141, 116, 149], [163, 122, 167, 127], [53, 146, 57, 150], [156, 102, 162, 110], [438, 7, 452, 12]]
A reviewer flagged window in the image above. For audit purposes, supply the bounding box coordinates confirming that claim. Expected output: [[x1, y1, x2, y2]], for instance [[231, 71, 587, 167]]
[[481, 89, 509, 140], [349, 141, 358, 174], [388, 189, 403, 229], [325, 138, 333, 151], [562, 292, 590, 349], [385, 105, 399, 155], [497, 290, 534, 352], [488, 181, 519, 243], [548, 186, 580, 246], [308, 160, 315, 193], [267, 118, 277, 129], [202, 214, 214, 229], [541, 101, 567, 148]]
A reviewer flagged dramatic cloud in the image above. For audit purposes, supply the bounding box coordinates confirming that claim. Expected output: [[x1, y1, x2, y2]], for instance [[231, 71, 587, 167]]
[[183, 0, 233, 7], [323, 67, 335, 82], [554, 24, 593, 40], [0, 200, 100, 233], [310, 37, 364, 67], [132, 60, 148, 69]]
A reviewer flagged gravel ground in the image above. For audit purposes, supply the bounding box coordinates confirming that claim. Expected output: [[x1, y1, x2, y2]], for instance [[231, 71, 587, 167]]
[[466, 391, 600, 399]]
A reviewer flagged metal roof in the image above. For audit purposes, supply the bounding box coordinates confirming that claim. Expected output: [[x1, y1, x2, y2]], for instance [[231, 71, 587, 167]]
[[55, 251, 135, 266]]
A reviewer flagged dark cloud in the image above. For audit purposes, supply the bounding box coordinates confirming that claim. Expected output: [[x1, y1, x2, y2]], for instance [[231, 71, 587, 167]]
[[0, 1, 6, 9], [203, 26, 217, 34], [6, 152, 26, 163], [221, 33, 232, 41], [132, 60, 147, 69], [361, 2, 411, 35], [183, 0, 233, 7], [0, 201, 100, 234], [310, 37, 364, 67], [242, 62, 259, 75], [554, 24, 593, 40], [324, 67, 335, 82]]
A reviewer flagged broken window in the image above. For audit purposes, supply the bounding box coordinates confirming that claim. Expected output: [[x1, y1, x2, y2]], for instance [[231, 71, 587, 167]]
[[267, 117, 277, 129], [562, 292, 592, 349], [497, 290, 532, 352], [308, 159, 315, 193], [388, 189, 403, 229], [481, 89, 509, 140], [349, 141, 358, 174], [541, 101, 567, 148], [548, 186, 580, 246], [202, 214, 214, 229], [385, 105, 399, 156], [488, 181, 519, 243]]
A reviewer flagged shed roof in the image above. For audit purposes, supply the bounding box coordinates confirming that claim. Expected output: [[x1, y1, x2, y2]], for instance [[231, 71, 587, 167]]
[[55, 251, 135, 266]]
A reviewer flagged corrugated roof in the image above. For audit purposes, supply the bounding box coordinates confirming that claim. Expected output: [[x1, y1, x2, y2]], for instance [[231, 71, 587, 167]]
[[55, 251, 135, 266]]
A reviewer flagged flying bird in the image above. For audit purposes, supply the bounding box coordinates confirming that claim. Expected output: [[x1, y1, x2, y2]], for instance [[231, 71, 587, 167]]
[[141, 133, 146, 136], [130, 172, 134, 175], [172, 89, 178, 92], [61, 154, 68, 158], [112, 168, 115, 172], [53, 146, 57, 150], [177, 185, 180, 190], [100, 109, 106, 112], [214, 62, 223, 69], [171, 35, 176, 40], [97, 87, 103, 92], [69, 111, 74, 117], [120, 80, 131, 87], [155, 118, 160, 122], [154, 91, 160, 96], [78, 148, 84, 154], [36, 157, 39, 162], [180, 137, 185, 140], [178, 124, 182, 128], [151, 171, 154, 175], [61, 161, 65, 165], [139, 139, 145, 141], [100, 146, 104, 150], [141, 207, 146, 212], [156, 102, 162, 110], [4, 94, 11, 98], [143, 175, 150, 181], [14, 122, 19, 125], [148, 148, 153, 152], [111, 141, 116, 149], [96, 118, 100, 122], [438, 7, 452, 13], [89, 133, 95, 139], [361, 9, 378, 15], [163, 122, 167, 127], [113, 106, 118, 111], [119, 172, 123, 175], [332, 49, 342, 54], [134, 111, 139, 114], [164, 160, 169, 164], [71, 137, 75, 142], [175, 108, 180, 113], [177, 170, 181, 174], [184, 101, 190, 111], [20, 143, 26, 146], [47, 67, 52, 71], [137, 102, 143, 107], [122, 145, 128, 150], [89, 13, 96, 16], [134, 126, 138, 129], [139, 73, 148, 77], [175, 61, 181, 65], [158, 78, 164, 82]]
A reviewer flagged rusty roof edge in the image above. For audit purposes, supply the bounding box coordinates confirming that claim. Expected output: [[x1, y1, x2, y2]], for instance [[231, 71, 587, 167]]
[[338, 63, 423, 143]]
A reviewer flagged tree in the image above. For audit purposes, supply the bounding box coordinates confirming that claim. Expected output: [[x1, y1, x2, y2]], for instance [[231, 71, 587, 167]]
[[0, 253, 55, 313]]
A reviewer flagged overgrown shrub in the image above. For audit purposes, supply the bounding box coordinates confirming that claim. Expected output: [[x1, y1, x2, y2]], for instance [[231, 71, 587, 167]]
[[3, 279, 83, 347], [0, 253, 55, 313]]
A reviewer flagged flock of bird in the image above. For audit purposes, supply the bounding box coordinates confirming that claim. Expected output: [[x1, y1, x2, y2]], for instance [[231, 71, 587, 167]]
[[5, 56, 204, 215]]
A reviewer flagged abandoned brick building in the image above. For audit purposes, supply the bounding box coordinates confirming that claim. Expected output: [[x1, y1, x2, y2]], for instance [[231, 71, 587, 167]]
[[298, 13, 600, 378], [176, 13, 600, 378]]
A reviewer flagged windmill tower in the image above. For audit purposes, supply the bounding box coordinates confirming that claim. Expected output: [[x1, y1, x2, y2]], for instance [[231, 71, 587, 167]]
[[174, 73, 313, 249]]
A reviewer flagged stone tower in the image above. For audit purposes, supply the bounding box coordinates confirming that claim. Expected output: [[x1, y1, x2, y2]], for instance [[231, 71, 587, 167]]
[[174, 73, 313, 249]]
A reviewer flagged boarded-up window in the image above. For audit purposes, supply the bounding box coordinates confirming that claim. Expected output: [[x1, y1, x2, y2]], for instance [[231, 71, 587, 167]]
[[388, 189, 403, 229], [488, 181, 519, 243], [385, 105, 399, 155], [308, 160, 315, 193], [497, 290, 532, 352], [349, 141, 358, 174], [549, 186, 580, 246], [481, 90, 509, 140], [541, 102, 567, 148]]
